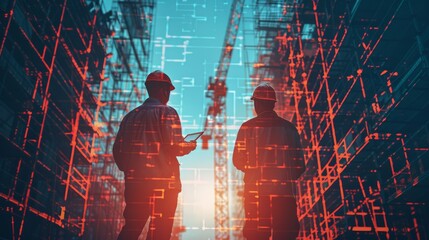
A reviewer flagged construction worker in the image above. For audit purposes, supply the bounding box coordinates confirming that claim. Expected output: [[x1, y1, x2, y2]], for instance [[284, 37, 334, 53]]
[[233, 83, 305, 240], [113, 70, 197, 240]]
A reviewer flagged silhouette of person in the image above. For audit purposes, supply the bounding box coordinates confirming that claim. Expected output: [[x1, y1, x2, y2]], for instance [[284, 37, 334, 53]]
[[233, 83, 305, 240], [113, 70, 197, 240]]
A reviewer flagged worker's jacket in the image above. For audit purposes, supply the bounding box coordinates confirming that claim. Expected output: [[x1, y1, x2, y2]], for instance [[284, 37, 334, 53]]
[[113, 98, 187, 191], [233, 111, 305, 196]]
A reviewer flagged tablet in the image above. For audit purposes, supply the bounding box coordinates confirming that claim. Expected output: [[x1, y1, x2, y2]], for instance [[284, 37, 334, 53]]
[[184, 131, 204, 142]]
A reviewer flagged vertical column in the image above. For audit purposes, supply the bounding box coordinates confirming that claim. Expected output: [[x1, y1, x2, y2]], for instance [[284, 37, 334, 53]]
[[18, 0, 68, 238]]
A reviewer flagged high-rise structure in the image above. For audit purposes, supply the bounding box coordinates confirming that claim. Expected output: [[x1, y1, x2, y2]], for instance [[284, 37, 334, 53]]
[[246, 0, 429, 239], [0, 0, 109, 238], [0, 0, 155, 239], [85, 0, 155, 238]]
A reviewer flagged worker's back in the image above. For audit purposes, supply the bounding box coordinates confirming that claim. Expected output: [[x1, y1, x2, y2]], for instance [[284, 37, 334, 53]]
[[233, 110, 305, 196], [113, 97, 182, 181], [233, 83, 304, 240]]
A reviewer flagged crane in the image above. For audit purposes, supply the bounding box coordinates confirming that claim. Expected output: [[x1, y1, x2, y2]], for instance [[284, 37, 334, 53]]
[[201, 0, 244, 239]]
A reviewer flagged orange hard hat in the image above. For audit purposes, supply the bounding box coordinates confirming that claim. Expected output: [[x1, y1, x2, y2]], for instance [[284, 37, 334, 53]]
[[145, 70, 175, 91], [251, 83, 277, 102]]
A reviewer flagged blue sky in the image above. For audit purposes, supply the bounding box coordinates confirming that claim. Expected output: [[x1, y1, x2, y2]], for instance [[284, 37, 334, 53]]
[[149, 1, 255, 239]]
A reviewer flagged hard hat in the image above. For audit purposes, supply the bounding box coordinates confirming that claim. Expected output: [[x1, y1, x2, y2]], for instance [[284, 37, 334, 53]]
[[145, 70, 175, 91], [251, 83, 277, 102]]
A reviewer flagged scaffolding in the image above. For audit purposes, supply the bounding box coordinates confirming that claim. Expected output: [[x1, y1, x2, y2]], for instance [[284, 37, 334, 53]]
[[0, 0, 108, 238], [85, 0, 155, 239], [248, 0, 429, 239], [202, 1, 244, 239], [0, 0, 155, 239]]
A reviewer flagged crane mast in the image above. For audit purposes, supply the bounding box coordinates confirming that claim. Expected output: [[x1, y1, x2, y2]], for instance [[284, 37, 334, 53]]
[[201, 0, 244, 239]]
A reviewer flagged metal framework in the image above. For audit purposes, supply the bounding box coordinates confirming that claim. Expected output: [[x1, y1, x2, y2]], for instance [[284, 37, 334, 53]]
[[85, 0, 155, 238], [248, 0, 429, 239], [202, 0, 244, 239], [0, 0, 155, 239], [0, 0, 108, 238]]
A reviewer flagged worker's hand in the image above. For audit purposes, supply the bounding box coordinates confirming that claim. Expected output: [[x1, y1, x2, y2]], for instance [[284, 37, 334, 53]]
[[189, 140, 197, 151], [177, 141, 197, 155]]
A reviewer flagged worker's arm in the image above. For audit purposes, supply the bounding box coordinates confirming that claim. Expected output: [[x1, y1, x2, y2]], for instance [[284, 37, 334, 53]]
[[291, 128, 305, 180], [161, 107, 196, 156], [233, 125, 247, 172], [112, 115, 129, 171]]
